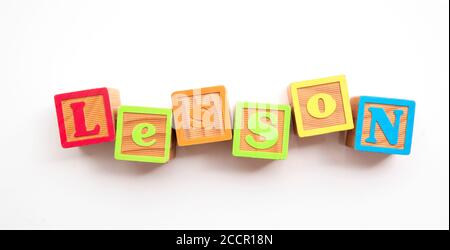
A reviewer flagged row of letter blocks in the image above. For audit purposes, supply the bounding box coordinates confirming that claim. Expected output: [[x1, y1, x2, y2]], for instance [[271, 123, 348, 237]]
[[54, 75, 416, 163]]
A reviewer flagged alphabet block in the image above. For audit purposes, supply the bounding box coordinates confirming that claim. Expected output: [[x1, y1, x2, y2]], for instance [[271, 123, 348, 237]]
[[171, 85, 232, 146], [289, 75, 354, 137], [232, 102, 291, 160], [346, 96, 416, 155], [54, 88, 121, 148], [114, 106, 175, 163]]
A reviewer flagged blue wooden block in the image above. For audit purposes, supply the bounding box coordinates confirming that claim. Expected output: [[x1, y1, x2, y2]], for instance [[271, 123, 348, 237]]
[[346, 96, 416, 155]]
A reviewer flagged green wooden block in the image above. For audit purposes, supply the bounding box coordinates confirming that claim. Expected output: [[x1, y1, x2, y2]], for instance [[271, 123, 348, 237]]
[[115, 106, 174, 164], [232, 102, 291, 160]]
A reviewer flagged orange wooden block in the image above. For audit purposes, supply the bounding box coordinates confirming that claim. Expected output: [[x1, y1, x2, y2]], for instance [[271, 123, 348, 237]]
[[171, 85, 232, 146]]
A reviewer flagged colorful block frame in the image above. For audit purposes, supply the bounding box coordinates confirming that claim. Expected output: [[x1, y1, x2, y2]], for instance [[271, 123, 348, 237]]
[[232, 102, 291, 160], [114, 106, 173, 163], [171, 85, 232, 146], [54, 88, 116, 148], [353, 96, 416, 155], [289, 75, 354, 137]]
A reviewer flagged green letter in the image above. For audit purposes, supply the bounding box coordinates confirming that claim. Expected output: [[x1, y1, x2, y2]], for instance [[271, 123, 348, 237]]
[[132, 123, 157, 147], [245, 112, 279, 149]]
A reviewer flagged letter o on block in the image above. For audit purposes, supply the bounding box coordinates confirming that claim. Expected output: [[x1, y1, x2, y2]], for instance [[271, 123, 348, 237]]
[[306, 93, 337, 119], [289, 75, 354, 137]]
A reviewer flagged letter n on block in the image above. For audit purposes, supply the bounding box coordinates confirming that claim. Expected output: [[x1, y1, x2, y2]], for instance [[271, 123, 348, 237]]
[[54, 88, 121, 148], [346, 96, 416, 155], [171, 85, 232, 146], [289, 75, 354, 137], [232, 102, 291, 160], [114, 106, 175, 164]]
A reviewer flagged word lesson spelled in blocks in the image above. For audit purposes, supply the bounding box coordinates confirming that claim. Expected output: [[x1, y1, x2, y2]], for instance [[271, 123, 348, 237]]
[[115, 106, 175, 164], [233, 102, 291, 160], [54, 88, 121, 148], [289, 75, 354, 137], [171, 85, 232, 146], [346, 96, 416, 155]]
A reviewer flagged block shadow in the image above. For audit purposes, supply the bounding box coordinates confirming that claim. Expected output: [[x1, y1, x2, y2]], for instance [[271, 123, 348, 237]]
[[77, 139, 274, 175], [175, 140, 275, 173], [79, 142, 165, 176], [64, 131, 391, 176], [290, 131, 391, 169]]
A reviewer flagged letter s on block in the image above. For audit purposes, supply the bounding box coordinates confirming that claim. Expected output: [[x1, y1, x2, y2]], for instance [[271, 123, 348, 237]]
[[132, 123, 157, 147], [306, 93, 337, 119], [245, 112, 279, 150]]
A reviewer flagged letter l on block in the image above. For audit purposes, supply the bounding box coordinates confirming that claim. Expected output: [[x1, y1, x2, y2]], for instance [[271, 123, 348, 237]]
[[54, 88, 121, 148]]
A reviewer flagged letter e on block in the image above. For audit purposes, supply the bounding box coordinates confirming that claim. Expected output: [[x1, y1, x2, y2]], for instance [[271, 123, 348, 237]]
[[114, 106, 175, 164], [346, 96, 416, 155], [232, 102, 291, 160], [54, 88, 121, 148], [289, 75, 354, 137]]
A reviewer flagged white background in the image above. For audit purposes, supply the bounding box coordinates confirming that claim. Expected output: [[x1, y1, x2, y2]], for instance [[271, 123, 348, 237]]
[[0, 0, 448, 230]]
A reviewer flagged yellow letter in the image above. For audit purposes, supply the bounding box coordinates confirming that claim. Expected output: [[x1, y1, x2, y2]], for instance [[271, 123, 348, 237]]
[[306, 93, 337, 119]]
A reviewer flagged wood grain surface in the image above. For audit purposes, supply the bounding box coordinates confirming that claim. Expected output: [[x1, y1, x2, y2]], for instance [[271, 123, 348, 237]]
[[297, 82, 346, 131], [239, 108, 285, 154], [120, 113, 168, 158], [61, 95, 108, 142], [360, 103, 409, 149], [172, 86, 232, 145]]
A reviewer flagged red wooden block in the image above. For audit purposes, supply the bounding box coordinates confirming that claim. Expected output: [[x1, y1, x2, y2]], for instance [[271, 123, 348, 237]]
[[54, 88, 121, 148]]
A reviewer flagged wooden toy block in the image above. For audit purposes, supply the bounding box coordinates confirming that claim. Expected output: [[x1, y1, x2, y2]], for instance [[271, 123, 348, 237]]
[[171, 85, 232, 146], [114, 106, 175, 164], [54, 88, 121, 148], [232, 102, 291, 160], [289, 75, 354, 137], [346, 96, 416, 155]]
